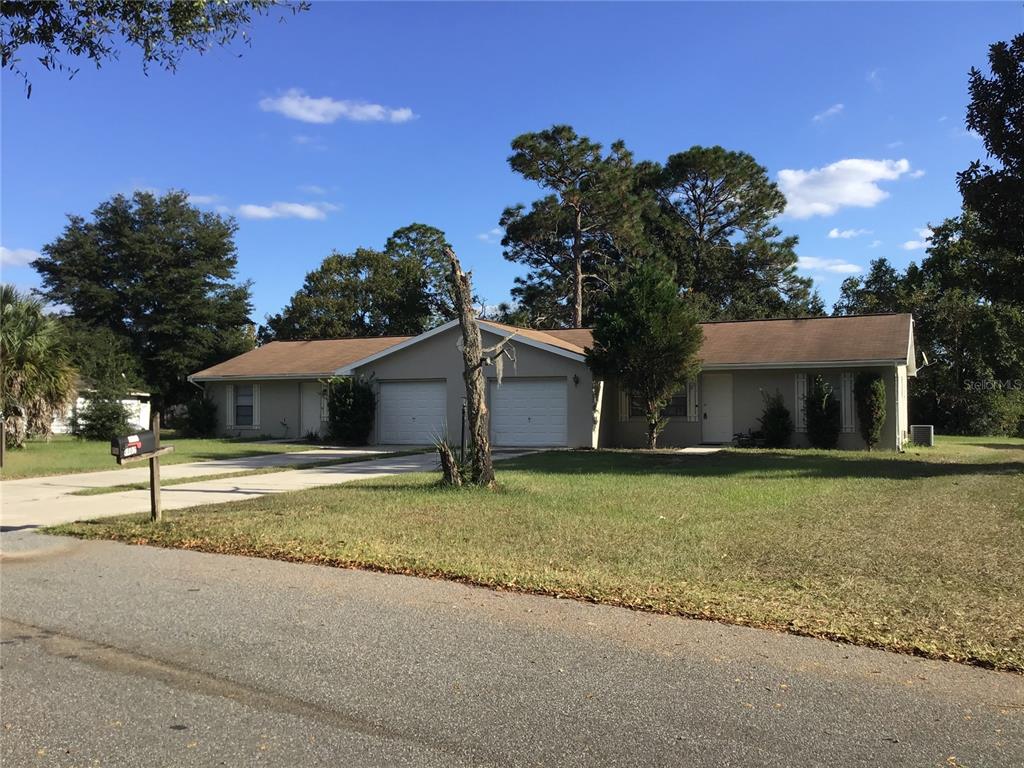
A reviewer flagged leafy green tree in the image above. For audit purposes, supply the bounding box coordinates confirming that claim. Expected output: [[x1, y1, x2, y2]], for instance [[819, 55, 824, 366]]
[[383, 223, 458, 323], [586, 260, 703, 449], [854, 372, 886, 451], [833, 258, 915, 316], [501, 125, 648, 327], [261, 224, 456, 342], [958, 32, 1024, 301], [33, 190, 254, 409], [831, 213, 1023, 436], [804, 376, 841, 449], [61, 317, 145, 395], [0, 285, 77, 447], [644, 146, 817, 319], [2, 0, 309, 95]]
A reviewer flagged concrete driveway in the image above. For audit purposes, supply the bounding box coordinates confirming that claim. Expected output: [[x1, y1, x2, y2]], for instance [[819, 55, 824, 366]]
[[1, 534, 1020, 767], [0, 447, 434, 529]]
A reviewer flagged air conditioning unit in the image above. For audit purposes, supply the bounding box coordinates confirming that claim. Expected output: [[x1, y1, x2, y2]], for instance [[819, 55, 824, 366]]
[[910, 424, 934, 447]]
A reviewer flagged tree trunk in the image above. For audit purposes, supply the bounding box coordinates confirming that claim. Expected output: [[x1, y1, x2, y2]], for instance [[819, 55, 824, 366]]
[[647, 420, 658, 450], [572, 209, 584, 327], [445, 247, 495, 487]]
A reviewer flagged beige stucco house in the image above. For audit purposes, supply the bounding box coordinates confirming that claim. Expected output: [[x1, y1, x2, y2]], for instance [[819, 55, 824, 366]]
[[189, 313, 917, 451]]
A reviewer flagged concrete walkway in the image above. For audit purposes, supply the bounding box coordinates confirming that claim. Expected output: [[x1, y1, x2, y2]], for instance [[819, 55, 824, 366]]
[[2, 534, 1020, 766], [0, 447, 430, 530]]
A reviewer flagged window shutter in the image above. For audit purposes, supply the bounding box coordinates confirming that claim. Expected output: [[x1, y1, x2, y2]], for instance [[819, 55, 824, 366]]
[[226, 384, 235, 428], [794, 373, 807, 432], [840, 372, 856, 433], [687, 379, 699, 422], [320, 382, 329, 423], [252, 384, 261, 428]]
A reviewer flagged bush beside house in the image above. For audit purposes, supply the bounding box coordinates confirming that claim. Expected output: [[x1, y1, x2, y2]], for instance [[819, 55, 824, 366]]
[[326, 377, 376, 445], [805, 376, 841, 449], [758, 390, 794, 448]]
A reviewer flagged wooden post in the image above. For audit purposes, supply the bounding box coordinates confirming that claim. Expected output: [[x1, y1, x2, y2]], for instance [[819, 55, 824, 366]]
[[1, 420, 6, 470], [149, 411, 162, 523]]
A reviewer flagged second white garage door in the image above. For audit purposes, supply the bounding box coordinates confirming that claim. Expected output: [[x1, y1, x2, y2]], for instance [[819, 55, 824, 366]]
[[489, 378, 567, 447], [378, 381, 447, 444]]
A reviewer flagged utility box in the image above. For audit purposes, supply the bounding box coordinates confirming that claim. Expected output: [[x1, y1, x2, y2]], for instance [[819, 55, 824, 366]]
[[111, 430, 158, 462], [910, 425, 935, 447]]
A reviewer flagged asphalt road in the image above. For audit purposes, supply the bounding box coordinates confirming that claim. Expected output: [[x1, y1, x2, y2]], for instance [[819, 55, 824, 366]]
[[1, 532, 1021, 767]]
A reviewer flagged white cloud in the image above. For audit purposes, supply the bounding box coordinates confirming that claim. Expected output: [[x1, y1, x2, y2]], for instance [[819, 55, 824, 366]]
[[477, 227, 503, 243], [236, 201, 339, 221], [902, 227, 933, 251], [260, 89, 416, 124], [886, 140, 904, 149], [188, 194, 219, 205], [298, 184, 327, 195], [796, 256, 863, 274], [869, 239, 883, 248], [812, 103, 844, 122], [867, 69, 882, 88], [0, 246, 40, 267], [938, 115, 948, 123], [909, 169, 926, 179], [827, 227, 872, 239], [778, 158, 912, 218]]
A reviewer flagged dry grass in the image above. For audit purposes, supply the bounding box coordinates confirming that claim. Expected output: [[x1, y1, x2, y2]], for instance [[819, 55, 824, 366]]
[[52, 436, 1024, 671]]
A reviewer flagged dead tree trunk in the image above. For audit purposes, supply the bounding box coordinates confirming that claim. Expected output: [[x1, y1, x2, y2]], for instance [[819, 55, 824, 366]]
[[446, 247, 496, 487]]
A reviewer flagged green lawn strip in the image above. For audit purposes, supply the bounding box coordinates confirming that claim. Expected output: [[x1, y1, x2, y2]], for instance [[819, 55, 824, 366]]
[[1, 436, 336, 480], [67, 450, 429, 496], [51, 436, 1024, 672]]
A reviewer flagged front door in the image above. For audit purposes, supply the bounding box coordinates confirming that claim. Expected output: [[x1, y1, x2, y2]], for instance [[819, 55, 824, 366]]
[[300, 381, 323, 438], [701, 373, 733, 443]]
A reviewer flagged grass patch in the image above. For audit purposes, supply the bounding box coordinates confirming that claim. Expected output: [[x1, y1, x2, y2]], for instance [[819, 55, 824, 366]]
[[0, 435, 323, 480], [52, 436, 1024, 671], [68, 450, 427, 495]]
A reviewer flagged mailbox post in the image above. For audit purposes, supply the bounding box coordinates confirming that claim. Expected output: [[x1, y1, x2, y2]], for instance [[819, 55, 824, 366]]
[[149, 412, 162, 522], [111, 412, 173, 522]]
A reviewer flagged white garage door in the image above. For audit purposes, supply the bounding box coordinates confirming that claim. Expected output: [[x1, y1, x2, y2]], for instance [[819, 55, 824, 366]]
[[378, 381, 447, 444], [490, 379, 567, 447]]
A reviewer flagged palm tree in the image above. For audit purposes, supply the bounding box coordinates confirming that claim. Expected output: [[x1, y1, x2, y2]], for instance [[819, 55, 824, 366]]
[[1, 285, 77, 448]]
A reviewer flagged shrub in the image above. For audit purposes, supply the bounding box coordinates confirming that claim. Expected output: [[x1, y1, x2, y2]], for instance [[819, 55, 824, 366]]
[[805, 375, 841, 449], [757, 389, 793, 448], [854, 372, 886, 450], [71, 393, 131, 441], [181, 397, 218, 437], [326, 376, 376, 445]]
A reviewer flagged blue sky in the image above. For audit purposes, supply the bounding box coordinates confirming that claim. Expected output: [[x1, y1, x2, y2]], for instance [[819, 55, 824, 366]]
[[2, 2, 1020, 323]]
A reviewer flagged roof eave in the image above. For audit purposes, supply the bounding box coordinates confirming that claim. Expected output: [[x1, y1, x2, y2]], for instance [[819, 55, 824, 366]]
[[701, 358, 909, 371]]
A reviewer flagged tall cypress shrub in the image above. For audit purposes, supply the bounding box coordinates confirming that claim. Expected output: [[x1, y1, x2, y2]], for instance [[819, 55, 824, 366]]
[[854, 372, 886, 451]]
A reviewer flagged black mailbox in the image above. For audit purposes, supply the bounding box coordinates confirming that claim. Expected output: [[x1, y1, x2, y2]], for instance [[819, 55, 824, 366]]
[[111, 430, 158, 461]]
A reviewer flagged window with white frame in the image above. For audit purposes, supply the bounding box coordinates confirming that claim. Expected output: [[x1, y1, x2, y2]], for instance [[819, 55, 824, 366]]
[[235, 384, 255, 426]]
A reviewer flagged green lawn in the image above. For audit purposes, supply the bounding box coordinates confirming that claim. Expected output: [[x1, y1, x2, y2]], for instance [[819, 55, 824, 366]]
[[1, 434, 318, 480], [52, 436, 1024, 671]]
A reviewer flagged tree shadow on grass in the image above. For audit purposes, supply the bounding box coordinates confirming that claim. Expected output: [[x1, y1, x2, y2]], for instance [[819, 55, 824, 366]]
[[491, 449, 1024, 482]]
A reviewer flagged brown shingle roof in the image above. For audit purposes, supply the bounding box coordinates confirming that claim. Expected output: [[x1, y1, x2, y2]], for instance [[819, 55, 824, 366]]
[[190, 337, 411, 380], [191, 314, 913, 379], [480, 321, 588, 355], [495, 314, 914, 366], [698, 314, 913, 366]]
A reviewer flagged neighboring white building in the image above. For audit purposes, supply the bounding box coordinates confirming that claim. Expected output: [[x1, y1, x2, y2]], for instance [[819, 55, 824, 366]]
[[52, 389, 152, 434]]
